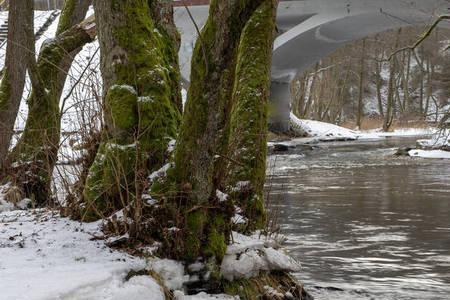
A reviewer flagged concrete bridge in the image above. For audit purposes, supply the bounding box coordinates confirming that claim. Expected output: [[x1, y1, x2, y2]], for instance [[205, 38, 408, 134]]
[[175, 0, 449, 131], [29, 0, 450, 131]]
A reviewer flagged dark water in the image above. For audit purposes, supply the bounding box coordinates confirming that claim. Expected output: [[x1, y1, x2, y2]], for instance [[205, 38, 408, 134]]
[[268, 137, 450, 300]]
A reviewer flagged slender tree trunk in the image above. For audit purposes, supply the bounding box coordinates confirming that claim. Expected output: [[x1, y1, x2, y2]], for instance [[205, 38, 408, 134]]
[[356, 38, 366, 129], [402, 50, 411, 113], [419, 46, 425, 116], [373, 35, 384, 118], [424, 59, 432, 118], [304, 62, 319, 117], [0, 0, 35, 170], [383, 29, 401, 131]]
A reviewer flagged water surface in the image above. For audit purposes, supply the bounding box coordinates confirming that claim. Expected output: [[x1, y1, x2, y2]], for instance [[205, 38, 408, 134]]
[[268, 137, 450, 300]]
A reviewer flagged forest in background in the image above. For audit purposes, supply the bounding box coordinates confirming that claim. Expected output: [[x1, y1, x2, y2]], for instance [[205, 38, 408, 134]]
[[291, 26, 450, 131]]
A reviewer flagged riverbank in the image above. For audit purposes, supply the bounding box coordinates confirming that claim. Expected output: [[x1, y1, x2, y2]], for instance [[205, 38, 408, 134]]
[[0, 208, 307, 300], [271, 116, 450, 159]]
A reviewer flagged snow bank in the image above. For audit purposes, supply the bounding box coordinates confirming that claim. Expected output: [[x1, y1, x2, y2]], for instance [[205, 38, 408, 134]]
[[220, 232, 301, 281], [417, 129, 450, 150], [0, 209, 164, 300], [408, 149, 450, 159], [407, 130, 450, 159], [288, 113, 436, 144], [290, 113, 359, 141]]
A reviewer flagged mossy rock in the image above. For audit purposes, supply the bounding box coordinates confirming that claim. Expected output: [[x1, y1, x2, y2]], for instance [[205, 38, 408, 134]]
[[223, 271, 312, 300]]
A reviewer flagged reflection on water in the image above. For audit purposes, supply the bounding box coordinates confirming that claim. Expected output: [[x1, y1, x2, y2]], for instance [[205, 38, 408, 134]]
[[268, 137, 450, 300]]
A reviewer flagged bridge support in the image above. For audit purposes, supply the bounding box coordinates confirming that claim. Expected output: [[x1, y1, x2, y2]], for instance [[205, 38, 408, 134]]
[[269, 81, 291, 133]]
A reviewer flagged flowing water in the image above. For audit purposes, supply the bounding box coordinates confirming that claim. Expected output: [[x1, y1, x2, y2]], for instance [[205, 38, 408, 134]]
[[268, 136, 450, 300]]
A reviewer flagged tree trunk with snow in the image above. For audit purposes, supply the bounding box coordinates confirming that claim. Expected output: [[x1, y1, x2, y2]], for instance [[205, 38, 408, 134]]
[[0, 0, 35, 171], [9, 6, 96, 205], [81, 0, 181, 220]]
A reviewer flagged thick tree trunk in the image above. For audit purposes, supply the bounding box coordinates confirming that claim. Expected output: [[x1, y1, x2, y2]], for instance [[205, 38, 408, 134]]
[[153, 0, 269, 264], [81, 0, 181, 220], [226, 0, 277, 231], [0, 0, 34, 170]]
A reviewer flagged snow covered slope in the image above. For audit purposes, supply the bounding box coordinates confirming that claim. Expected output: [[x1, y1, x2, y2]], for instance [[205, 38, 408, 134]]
[[0, 209, 164, 300]]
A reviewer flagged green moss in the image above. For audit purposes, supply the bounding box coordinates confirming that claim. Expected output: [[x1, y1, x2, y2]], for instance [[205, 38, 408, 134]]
[[56, 0, 76, 34], [225, 0, 276, 230], [204, 214, 227, 261], [106, 85, 138, 134], [81, 1, 181, 219], [8, 17, 95, 203], [223, 271, 306, 300], [0, 70, 11, 111], [82, 142, 139, 221], [185, 210, 208, 260]]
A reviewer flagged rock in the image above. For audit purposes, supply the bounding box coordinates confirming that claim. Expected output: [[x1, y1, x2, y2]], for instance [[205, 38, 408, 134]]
[[395, 147, 413, 156], [297, 144, 316, 151], [273, 144, 290, 152]]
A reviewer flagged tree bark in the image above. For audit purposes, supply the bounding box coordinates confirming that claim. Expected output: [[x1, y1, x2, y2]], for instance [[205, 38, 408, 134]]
[[356, 39, 366, 129], [0, 0, 35, 170], [81, 0, 181, 220], [383, 29, 401, 132], [9, 16, 96, 204], [158, 0, 267, 262], [226, 0, 277, 231], [5, 0, 92, 204]]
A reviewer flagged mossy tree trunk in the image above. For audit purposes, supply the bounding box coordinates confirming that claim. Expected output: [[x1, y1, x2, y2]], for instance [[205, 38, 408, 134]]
[[9, 9, 96, 205], [226, 0, 277, 232], [156, 0, 274, 263], [0, 0, 35, 171], [81, 0, 181, 221]]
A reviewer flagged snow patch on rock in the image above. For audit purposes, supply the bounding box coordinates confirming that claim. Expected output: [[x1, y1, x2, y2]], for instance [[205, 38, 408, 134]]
[[220, 232, 301, 281], [149, 258, 189, 291]]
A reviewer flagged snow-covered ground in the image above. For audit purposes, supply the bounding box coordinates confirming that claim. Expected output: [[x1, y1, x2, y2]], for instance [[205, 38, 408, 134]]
[[408, 149, 450, 159], [409, 129, 450, 159], [287, 112, 434, 143], [0, 209, 165, 300], [0, 206, 302, 299]]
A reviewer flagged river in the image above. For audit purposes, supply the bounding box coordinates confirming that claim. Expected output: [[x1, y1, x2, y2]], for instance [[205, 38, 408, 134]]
[[268, 136, 450, 300]]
